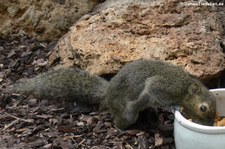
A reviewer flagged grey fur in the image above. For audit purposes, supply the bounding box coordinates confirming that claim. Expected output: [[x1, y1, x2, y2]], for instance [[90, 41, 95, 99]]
[[9, 60, 216, 129]]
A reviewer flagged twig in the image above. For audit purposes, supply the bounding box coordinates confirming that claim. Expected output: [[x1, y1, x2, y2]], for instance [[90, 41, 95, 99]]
[[1, 113, 34, 131], [2, 119, 19, 131], [5, 113, 34, 123], [50, 107, 64, 112], [78, 139, 86, 146]]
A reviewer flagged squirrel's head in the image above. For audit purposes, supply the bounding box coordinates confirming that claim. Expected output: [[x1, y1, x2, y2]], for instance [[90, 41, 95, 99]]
[[181, 82, 216, 126]]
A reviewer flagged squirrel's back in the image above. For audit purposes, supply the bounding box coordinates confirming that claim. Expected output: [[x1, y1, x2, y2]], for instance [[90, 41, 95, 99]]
[[106, 60, 193, 103]]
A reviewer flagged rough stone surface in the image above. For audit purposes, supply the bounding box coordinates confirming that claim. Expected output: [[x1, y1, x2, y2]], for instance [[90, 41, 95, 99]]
[[93, 0, 161, 12], [0, 0, 102, 41], [49, 0, 225, 80]]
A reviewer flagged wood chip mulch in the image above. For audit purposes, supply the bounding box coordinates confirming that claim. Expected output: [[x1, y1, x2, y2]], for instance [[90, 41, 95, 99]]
[[0, 36, 175, 149]]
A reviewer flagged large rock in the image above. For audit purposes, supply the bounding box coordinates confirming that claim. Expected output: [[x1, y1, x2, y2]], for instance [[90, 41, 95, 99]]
[[0, 0, 102, 41], [49, 0, 225, 80]]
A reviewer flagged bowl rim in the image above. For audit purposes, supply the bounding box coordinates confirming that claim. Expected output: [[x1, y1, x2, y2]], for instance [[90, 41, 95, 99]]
[[174, 88, 225, 134]]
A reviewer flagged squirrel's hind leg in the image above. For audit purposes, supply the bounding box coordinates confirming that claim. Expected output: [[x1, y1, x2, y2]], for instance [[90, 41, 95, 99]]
[[121, 76, 171, 129], [113, 92, 156, 130]]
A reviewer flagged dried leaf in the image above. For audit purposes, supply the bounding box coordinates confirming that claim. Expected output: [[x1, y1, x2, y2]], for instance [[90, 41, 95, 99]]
[[155, 133, 163, 146]]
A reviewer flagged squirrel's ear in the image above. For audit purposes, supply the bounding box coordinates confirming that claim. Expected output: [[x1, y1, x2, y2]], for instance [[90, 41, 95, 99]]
[[188, 83, 201, 95]]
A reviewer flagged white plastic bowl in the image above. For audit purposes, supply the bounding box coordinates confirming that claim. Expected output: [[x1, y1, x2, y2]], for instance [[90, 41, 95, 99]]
[[174, 88, 225, 149]]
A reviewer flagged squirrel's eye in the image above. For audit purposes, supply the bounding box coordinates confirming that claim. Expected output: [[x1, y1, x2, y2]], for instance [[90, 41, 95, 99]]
[[199, 105, 207, 112]]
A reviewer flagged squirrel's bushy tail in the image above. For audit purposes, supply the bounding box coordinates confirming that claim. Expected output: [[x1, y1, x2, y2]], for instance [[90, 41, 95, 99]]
[[9, 68, 109, 104]]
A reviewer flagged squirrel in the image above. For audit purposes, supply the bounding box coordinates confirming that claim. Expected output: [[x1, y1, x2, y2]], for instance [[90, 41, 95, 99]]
[[8, 60, 216, 130]]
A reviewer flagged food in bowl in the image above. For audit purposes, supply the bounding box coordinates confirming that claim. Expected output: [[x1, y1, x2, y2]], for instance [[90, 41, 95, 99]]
[[214, 113, 225, 126]]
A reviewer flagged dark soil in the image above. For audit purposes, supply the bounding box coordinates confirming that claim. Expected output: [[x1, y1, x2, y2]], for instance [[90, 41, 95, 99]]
[[0, 36, 175, 149]]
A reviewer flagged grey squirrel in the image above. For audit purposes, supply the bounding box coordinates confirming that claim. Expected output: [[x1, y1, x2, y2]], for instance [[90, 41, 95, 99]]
[[8, 60, 216, 129]]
